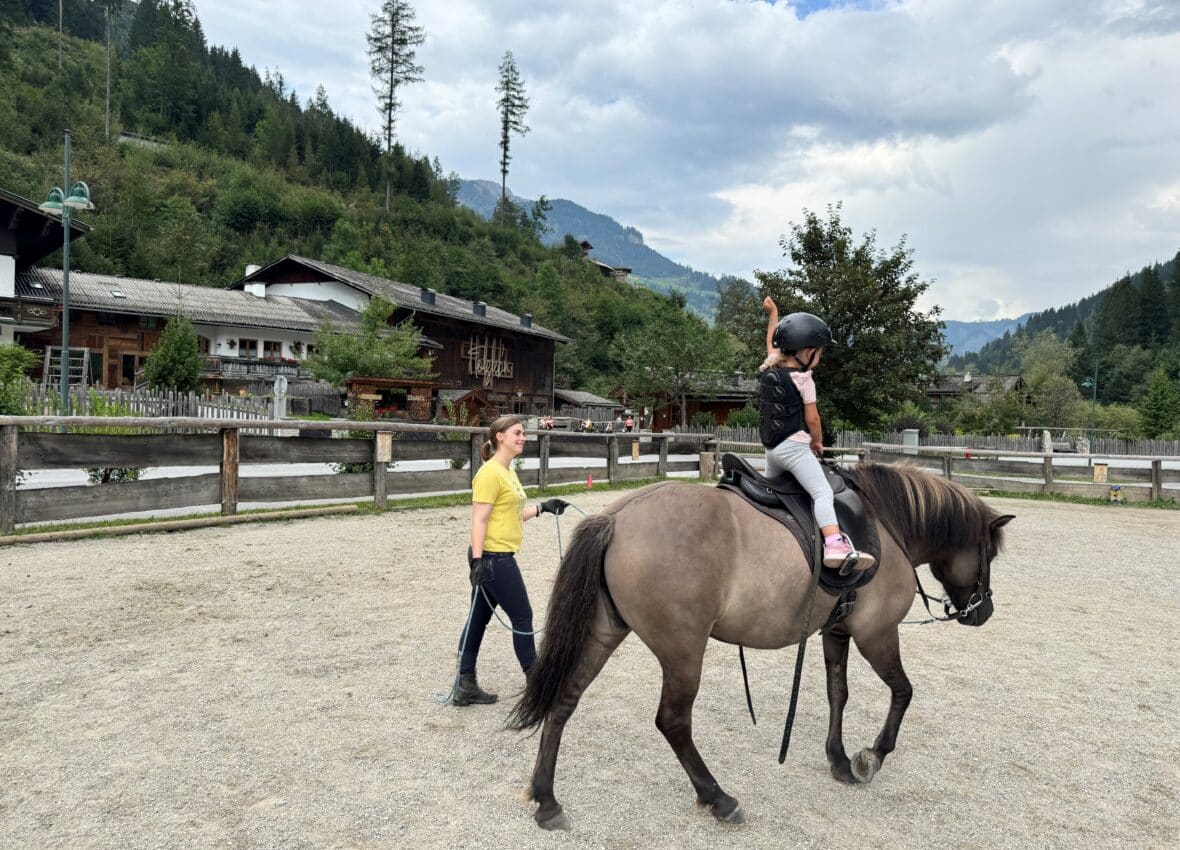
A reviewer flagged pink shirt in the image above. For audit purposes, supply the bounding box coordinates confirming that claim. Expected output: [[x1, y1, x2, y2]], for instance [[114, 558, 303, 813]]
[[787, 370, 816, 444]]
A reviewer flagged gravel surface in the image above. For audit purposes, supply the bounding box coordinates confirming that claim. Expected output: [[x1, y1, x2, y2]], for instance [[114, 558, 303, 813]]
[[1, 490, 1177, 849]]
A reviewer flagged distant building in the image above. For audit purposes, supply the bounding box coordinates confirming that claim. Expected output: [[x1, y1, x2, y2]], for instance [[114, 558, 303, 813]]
[[927, 373, 1027, 408], [579, 240, 631, 283]]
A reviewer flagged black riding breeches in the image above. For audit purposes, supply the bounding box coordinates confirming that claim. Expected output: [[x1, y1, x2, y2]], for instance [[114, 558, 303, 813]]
[[458, 551, 536, 674]]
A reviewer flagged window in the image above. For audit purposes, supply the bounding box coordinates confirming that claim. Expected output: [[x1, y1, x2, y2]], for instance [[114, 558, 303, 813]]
[[110, 289, 127, 299], [513, 399, 528, 415], [238, 338, 258, 356], [97, 312, 121, 326], [197, 336, 210, 355], [138, 316, 159, 330], [262, 340, 283, 359]]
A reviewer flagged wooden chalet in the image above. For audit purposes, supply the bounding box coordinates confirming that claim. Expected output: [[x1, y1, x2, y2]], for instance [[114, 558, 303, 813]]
[[1, 186, 568, 420]]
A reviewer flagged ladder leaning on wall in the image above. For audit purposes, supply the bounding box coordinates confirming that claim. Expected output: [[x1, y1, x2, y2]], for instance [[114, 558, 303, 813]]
[[41, 346, 90, 388]]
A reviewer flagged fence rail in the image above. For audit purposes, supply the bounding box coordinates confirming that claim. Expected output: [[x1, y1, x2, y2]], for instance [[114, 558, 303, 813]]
[[0, 417, 715, 533]]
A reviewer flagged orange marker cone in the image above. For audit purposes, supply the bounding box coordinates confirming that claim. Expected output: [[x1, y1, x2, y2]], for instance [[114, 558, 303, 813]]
[[587, 473, 594, 489]]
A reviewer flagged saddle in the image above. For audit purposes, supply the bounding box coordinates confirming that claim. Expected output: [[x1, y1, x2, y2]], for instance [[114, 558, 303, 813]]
[[716, 453, 881, 600]]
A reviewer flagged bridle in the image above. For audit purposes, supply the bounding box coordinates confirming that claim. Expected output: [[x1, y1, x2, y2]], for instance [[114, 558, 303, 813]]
[[908, 540, 992, 625], [878, 518, 994, 626]]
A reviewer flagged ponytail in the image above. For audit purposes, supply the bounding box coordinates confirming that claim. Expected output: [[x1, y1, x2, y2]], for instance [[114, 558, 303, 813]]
[[483, 415, 524, 462]]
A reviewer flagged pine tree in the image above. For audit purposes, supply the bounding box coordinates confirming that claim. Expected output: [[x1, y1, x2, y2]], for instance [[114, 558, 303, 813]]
[[1138, 265, 1170, 345], [366, 0, 425, 213], [1137, 368, 1180, 439], [1168, 252, 1180, 345], [495, 50, 529, 219], [143, 316, 202, 392]]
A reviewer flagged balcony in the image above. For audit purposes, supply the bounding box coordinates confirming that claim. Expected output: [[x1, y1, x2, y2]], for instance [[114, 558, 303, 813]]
[[201, 355, 305, 379]]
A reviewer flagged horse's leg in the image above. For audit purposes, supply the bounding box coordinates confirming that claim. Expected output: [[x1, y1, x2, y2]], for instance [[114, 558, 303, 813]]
[[849, 628, 913, 783], [822, 629, 858, 784], [528, 600, 629, 831], [654, 649, 744, 824]]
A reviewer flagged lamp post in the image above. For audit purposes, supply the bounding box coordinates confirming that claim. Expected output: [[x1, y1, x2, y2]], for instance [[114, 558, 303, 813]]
[[1081, 367, 1098, 445], [38, 129, 94, 415]]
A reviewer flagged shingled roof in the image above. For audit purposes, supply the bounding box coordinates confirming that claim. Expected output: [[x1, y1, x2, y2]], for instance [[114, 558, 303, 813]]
[[16, 267, 368, 334], [234, 255, 570, 343]]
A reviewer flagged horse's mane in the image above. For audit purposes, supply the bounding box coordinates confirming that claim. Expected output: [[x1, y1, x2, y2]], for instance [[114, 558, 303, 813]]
[[847, 462, 1004, 552]]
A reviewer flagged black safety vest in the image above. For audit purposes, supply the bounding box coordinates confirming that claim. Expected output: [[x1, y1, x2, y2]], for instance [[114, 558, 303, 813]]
[[758, 366, 805, 449]]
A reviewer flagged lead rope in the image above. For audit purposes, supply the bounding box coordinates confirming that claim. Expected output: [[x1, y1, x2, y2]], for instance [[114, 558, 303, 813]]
[[434, 501, 588, 705]]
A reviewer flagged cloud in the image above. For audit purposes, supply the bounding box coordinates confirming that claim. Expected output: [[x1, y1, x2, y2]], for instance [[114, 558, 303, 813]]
[[193, 0, 1180, 320]]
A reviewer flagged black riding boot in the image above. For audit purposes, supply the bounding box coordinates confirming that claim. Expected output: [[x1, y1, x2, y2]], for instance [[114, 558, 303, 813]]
[[453, 672, 498, 706]]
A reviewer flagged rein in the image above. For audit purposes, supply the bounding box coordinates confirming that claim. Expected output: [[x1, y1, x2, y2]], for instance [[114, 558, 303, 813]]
[[874, 512, 993, 626]]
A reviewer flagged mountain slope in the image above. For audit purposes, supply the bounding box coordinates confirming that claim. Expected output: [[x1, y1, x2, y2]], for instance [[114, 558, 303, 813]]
[[458, 179, 720, 317], [941, 315, 1031, 357]]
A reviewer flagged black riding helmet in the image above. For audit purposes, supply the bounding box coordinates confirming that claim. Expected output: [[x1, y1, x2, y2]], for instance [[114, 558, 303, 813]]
[[772, 312, 834, 353]]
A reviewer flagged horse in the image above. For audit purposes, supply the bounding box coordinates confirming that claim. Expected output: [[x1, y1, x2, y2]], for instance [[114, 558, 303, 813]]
[[508, 461, 1014, 830]]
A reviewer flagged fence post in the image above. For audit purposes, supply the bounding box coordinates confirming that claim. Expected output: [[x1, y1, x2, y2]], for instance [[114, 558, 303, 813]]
[[1041, 454, 1054, 494], [607, 435, 619, 483], [469, 433, 483, 486], [1151, 459, 1163, 502], [0, 425, 17, 534], [942, 453, 953, 481], [373, 431, 391, 511], [538, 433, 551, 492], [700, 439, 718, 481], [657, 436, 669, 478], [220, 428, 239, 516]]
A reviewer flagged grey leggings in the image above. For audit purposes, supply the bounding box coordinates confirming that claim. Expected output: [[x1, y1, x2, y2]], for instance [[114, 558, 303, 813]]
[[765, 439, 838, 528]]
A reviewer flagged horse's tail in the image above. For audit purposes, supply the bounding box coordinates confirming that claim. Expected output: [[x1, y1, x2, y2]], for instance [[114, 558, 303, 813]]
[[507, 513, 616, 731]]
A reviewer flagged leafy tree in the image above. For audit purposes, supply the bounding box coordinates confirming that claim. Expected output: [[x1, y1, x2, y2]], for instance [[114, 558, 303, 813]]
[[366, 0, 425, 212], [495, 50, 529, 216], [1015, 329, 1076, 392], [304, 295, 433, 386], [1096, 344, 1154, 404], [1033, 374, 1082, 428], [1136, 368, 1180, 438], [714, 275, 760, 368], [0, 344, 38, 415], [614, 310, 734, 429], [753, 204, 946, 432], [143, 315, 202, 391]]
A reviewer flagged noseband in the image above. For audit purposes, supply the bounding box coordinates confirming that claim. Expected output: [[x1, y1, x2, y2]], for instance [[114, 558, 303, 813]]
[[909, 540, 992, 624]]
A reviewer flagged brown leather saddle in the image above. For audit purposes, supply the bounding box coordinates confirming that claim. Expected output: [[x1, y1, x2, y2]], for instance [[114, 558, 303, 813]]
[[716, 453, 881, 598]]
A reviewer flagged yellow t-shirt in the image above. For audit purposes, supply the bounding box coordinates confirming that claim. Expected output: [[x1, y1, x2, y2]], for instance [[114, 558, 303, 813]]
[[472, 459, 527, 554]]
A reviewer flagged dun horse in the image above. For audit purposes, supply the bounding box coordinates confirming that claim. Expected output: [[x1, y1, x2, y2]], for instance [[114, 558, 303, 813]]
[[509, 462, 1013, 830]]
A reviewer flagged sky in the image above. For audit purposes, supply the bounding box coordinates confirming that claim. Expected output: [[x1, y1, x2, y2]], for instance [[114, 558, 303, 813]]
[[193, 0, 1180, 321]]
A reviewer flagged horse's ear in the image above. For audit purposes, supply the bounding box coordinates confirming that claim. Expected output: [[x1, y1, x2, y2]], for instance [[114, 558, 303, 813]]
[[991, 514, 1015, 530]]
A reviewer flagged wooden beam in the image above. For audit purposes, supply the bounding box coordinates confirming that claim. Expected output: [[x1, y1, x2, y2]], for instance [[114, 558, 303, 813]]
[[0, 426, 17, 535], [538, 434, 550, 491], [657, 436, 669, 478], [373, 432, 391, 511], [606, 436, 619, 483], [1041, 455, 1054, 494], [1151, 459, 1163, 501], [221, 428, 239, 516]]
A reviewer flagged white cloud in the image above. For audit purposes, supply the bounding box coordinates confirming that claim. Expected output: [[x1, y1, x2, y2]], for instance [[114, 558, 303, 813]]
[[193, 0, 1180, 319]]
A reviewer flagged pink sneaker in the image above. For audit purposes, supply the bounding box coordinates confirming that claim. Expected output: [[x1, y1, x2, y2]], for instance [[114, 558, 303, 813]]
[[823, 536, 875, 571]]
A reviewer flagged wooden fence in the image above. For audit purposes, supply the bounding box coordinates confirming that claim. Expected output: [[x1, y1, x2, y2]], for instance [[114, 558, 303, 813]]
[[0, 417, 712, 533], [861, 443, 1179, 503], [22, 385, 275, 420]]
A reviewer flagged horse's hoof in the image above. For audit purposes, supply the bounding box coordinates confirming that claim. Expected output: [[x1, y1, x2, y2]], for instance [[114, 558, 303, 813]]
[[716, 804, 746, 825], [850, 749, 881, 783], [536, 809, 571, 831]]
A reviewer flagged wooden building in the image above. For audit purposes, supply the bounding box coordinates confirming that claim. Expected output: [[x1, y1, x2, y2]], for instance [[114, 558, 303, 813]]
[[233, 256, 568, 418]]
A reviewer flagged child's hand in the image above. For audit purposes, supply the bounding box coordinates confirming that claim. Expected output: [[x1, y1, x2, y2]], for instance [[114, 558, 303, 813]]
[[811, 440, 824, 457], [762, 296, 776, 313]]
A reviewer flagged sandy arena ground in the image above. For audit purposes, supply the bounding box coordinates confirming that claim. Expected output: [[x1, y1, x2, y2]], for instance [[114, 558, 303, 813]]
[[1, 489, 1177, 849]]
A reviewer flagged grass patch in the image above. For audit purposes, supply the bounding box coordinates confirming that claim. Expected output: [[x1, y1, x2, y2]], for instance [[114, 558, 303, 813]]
[[11, 476, 690, 538], [981, 489, 1180, 510]]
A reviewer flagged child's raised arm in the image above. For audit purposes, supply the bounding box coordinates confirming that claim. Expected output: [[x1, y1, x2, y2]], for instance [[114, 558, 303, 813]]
[[762, 296, 779, 358]]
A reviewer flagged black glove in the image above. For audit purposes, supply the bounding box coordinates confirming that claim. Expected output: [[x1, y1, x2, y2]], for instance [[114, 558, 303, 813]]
[[469, 557, 491, 587], [538, 498, 570, 516]]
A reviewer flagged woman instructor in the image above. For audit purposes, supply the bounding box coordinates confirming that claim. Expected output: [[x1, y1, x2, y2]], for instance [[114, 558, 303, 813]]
[[455, 416, 569, 707]]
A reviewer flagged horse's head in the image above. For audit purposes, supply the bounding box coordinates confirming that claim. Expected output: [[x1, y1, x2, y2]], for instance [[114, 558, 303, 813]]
[[929, 513, 1013, 627]]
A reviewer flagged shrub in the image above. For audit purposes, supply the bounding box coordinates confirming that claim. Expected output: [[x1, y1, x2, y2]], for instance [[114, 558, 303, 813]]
[[690, 411, 717, 428], [725, 403, 759, 428]]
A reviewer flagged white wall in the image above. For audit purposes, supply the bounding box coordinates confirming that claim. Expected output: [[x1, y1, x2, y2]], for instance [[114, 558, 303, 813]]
[[193, 324, 311, 360], [261, 281, 368, 312], [0, 254, 14, 299]]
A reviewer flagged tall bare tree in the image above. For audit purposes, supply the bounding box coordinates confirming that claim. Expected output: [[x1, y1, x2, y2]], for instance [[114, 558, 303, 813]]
[[495, 50, 529, 218], [102, 0, 126, 141], [366, 0, 425, 212]]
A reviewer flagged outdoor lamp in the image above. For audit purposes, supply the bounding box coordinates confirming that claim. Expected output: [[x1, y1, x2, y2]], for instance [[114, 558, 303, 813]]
[[38, 187, 65, 214], [63, 181, 95, 210]]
